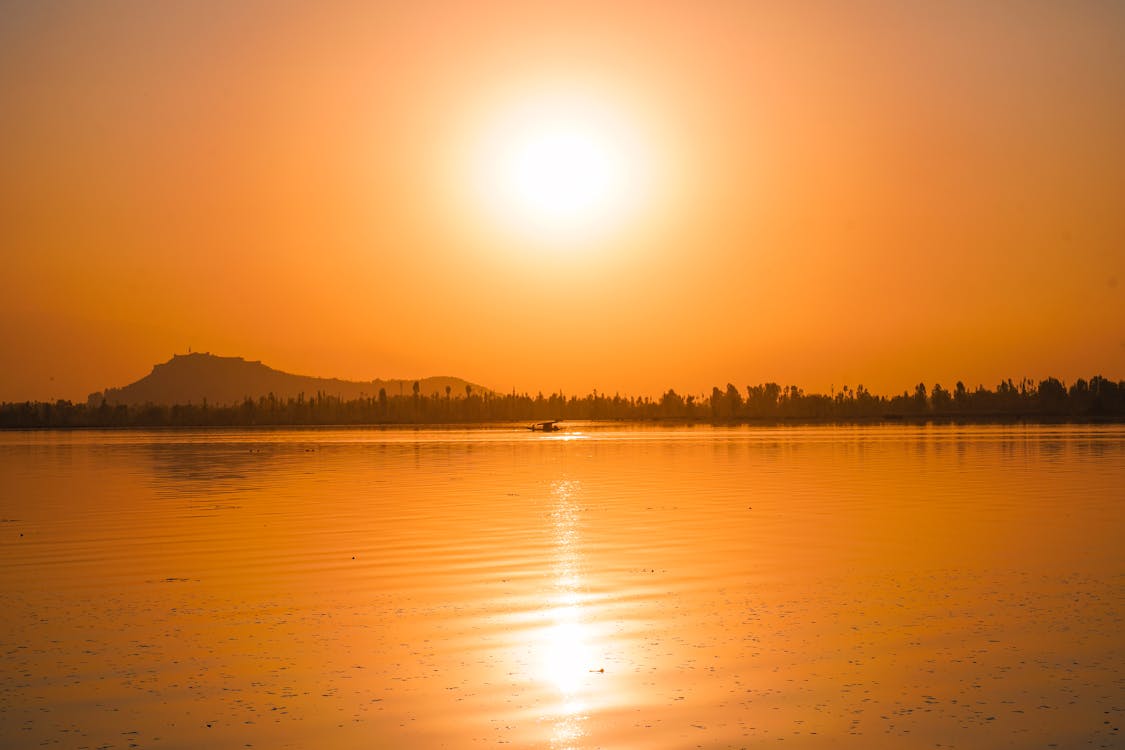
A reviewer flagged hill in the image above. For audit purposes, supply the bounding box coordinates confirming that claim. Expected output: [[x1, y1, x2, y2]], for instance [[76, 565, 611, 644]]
[[87, 353, 489, 407]]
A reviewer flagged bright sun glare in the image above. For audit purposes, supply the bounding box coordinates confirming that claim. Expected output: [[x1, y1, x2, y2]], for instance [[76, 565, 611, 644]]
[[502, 126, 622, 226], [470, 91, 646, 245]]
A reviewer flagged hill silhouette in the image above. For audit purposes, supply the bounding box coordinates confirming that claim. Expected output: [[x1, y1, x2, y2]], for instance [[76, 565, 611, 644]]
[[87, 353, 488, 407]]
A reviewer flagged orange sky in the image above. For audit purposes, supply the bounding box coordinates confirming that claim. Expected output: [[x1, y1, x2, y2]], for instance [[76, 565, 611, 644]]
[[2, 1, 1123, 402]]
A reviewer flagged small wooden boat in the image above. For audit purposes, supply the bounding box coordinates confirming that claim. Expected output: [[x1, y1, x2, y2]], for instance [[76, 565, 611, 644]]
[[528, 420, 562, 432]]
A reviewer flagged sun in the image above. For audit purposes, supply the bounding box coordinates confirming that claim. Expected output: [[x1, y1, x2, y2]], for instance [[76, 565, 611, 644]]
[[500, 125, 623, 228], [468, 91, 648, 245]]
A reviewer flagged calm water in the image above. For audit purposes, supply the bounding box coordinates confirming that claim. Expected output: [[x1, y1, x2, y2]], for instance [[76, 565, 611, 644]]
[[1, 424, 1122, 749]]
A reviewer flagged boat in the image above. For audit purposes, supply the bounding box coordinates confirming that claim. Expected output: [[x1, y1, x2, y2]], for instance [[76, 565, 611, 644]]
[[528, 420, 562, 432]]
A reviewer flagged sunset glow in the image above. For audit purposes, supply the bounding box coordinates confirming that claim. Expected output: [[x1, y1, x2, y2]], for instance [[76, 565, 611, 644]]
[[0, 2, 1122, 402], [0, 1, 1120, 398], [2, 4, 1123, 747]]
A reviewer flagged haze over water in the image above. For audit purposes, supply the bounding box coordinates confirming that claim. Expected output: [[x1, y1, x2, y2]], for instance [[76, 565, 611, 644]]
[[1, 424, 1122, 748]]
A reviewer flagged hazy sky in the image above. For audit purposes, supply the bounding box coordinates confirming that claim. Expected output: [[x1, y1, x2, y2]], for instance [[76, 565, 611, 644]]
[[2, 0, 1123, 401]]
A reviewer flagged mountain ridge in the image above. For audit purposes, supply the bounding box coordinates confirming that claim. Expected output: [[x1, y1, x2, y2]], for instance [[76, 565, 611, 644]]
[[87, 353, 490, 407]]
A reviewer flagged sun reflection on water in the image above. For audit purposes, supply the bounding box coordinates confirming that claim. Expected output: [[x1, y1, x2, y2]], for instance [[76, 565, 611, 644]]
[[543, 613, 593, 696], [542, 479, 593, 748]]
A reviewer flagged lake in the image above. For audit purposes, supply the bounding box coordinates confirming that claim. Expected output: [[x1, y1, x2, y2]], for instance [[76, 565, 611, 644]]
[[1, 424, 1122, 749]]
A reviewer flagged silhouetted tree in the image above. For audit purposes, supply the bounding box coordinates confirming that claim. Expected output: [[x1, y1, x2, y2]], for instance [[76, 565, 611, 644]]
[[953, 381, 968, 412], [660, 389, 684, 418], [931, 383, 952, 413], [914, 382, 929, 413], [1037, 377, 1067, 414], [725, 383, 743, 418], [711, 386, 725, 420]]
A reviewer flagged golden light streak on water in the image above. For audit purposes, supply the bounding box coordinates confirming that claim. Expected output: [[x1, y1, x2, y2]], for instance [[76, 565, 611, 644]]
[[543, 479, 593, 748]]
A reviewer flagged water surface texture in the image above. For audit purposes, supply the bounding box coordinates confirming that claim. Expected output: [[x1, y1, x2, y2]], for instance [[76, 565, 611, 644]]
[[1, 425, 1122, 749]]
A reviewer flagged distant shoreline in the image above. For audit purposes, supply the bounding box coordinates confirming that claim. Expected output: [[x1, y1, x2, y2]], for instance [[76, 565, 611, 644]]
[[4, 374, 1122, 428], [2, 415, 1124, 431]]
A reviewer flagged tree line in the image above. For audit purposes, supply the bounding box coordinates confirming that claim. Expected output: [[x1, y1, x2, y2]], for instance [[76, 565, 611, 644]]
[[1, 376, 1123, 428]]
